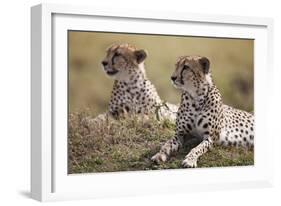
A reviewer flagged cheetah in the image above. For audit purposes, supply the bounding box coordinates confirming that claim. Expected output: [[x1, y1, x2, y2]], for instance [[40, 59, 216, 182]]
[[151, 55, 254, 168], [100, 43, 178, 121]]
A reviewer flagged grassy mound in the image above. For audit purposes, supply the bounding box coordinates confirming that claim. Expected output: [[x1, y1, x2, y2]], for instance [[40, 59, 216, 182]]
[[68, 112, 254, 174]]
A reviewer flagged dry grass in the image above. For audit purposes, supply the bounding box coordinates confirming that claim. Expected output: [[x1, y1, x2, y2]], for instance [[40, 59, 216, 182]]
[[68, 111, 254, 174]]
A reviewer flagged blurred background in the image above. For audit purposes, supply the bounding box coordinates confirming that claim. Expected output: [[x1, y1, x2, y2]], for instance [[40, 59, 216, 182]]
[[68, 31, 254, 114]]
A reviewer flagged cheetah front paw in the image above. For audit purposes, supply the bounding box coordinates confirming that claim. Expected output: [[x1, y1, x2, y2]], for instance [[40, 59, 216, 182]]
[[151, 152, 168, 164], [182, 156, 197, 168]]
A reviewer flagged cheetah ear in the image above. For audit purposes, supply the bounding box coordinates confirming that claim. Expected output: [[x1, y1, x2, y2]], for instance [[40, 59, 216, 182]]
[[199, 57, 210, 74], [134, 50, 147, 64]]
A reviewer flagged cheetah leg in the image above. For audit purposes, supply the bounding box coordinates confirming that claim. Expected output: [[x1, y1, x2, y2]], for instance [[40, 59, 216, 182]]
[[182, 137, 213, 168], [151, 135, 184, 164], [82, 112, 109, 125], [151, 131, 197, 164]]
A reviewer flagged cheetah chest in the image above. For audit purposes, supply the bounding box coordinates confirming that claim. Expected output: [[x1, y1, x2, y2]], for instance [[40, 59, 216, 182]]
[[117, 84, 158, 114], [178, 106, 213, 139]]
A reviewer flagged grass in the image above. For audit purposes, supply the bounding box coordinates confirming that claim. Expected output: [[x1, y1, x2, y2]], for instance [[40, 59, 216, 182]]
[[68, 111, 254, 174]]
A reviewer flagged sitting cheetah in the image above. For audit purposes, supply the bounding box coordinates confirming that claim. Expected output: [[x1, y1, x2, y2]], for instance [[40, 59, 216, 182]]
[[151, 55, 254, 168], [100, 43, 178, 121]]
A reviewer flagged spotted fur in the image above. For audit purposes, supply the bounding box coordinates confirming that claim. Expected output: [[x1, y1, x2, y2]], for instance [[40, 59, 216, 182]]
[[101, 43, 178, 121], [151, 55, 254, 167]]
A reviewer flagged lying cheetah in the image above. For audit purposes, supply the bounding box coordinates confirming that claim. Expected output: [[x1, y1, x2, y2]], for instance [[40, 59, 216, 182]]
[[100, 43, 178, 121], [151, 55, 254, 168]]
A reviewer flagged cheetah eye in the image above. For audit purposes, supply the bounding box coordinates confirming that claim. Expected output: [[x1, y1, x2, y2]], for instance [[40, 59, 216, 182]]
[[114, 52, 121, 57], [112, 52, 123, 64], [183, 65, 190, 70]]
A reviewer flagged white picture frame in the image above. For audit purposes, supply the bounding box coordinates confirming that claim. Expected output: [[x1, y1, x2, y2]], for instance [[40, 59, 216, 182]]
[[31, 3, 274, 202]]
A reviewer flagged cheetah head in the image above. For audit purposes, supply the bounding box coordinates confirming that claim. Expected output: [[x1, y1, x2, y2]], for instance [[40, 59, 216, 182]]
[[101, 43, 147, 81], [171, 55, 212, 97]]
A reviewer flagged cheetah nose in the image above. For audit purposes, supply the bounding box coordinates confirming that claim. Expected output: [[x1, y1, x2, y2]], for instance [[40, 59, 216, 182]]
[[102, 61, 108, 66], [171, 76, 177, 81]]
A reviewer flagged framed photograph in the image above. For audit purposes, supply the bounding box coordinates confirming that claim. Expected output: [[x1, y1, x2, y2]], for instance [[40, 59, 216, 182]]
[[31, 3, 274, 202]]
